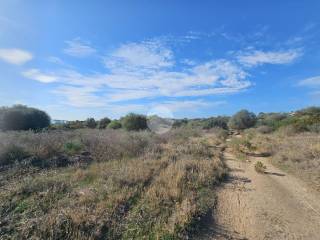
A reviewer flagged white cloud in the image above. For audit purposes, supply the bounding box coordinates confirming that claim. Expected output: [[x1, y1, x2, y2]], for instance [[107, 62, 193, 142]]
[[0, 48, 33, 65], [24, 40, 252, 108], [22, 69, 58, 83], [64, 38, 96, 57], [237, 49, 302, 67], [105, 40, 173, 69], [298, 76, 320, 87], [54, 86, 106, 107]]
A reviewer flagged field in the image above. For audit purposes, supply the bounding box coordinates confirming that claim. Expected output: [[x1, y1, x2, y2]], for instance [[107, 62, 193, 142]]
[[1, 107, 320, 239], [0, 128, 227, 239]]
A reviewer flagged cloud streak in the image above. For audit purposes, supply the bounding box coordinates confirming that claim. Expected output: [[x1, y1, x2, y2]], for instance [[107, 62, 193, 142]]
[[237, 49, 301, 66], [63, 38, 96, 57], [298, 75, 320, 87]]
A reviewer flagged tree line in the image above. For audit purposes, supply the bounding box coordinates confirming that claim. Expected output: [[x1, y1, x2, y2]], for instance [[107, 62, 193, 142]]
[[0, 105, 319, 133]]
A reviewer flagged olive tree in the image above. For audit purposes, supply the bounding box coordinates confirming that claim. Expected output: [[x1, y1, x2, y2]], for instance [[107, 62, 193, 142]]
[[228, 109, 257, 130]]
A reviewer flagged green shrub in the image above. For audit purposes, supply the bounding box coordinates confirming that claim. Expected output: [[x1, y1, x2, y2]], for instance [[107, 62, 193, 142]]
[[202, 116, 229, 130], [121, 113, 147, 131], [0, 105, 50, 131], [172, 118, 188, 128], [228, 110, 257, 130], [256, 125, 273, 134], [256, 112, 288, 129], [64, 141, 83, 155], [107, 120, 122, 129], [307, 123, 320, 133], [0, 145, 29, 166]]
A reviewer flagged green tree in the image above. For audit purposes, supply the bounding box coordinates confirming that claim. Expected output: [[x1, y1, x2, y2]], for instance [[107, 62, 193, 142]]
[[86, 118, 97, 129], [0, 105, 50, 131], [98, 117, 111, 129], [121, 113, 147, 131], [228, 109, 257, 130]]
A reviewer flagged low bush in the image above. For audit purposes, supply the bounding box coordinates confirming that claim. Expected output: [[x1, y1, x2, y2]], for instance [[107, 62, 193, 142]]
[[202, 116, 230, 130], [0, 145, 29, 166], [63, 141, 83, 155], [307, 123, 320, 133], [254, 161, 266, 173], [256, 125, 273, 134]]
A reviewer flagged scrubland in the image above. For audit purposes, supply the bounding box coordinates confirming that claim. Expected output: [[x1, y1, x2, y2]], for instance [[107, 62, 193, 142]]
[[0, 128, 227, 239], [1, 105, 320, 239]]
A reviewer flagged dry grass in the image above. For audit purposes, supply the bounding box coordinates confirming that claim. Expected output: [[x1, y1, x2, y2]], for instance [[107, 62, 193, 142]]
[[241, 129, 320, 191], [0, 127, 227, 239], [254, 161, 266, 173]]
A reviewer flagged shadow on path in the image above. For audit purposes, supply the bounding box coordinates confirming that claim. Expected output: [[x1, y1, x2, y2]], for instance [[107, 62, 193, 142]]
[[193, 209, 248, 240], [264, 171, 286, 177]]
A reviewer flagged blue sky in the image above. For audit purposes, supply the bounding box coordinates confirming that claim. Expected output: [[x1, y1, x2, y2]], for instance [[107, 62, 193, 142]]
[[0, 0, 320, 120]]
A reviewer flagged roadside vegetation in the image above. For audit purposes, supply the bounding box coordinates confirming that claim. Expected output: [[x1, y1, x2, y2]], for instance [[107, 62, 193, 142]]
[[0, 107, 227, 239], [227, 107, 320, 191]]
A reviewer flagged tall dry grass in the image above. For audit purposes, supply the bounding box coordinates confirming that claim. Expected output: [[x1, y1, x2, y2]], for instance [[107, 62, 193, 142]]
[[0, 127, 227, 239]]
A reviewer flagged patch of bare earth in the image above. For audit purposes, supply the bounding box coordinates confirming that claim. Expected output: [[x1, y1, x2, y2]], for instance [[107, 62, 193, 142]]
[[199, 138, 320, 240]]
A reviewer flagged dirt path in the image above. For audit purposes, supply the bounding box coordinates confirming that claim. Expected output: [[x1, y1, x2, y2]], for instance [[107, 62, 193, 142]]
[[199, 138, 320, 240]]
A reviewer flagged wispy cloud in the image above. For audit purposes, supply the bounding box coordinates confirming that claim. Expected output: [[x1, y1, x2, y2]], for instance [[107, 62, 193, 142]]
[[63, 38, 96, 57], [22, 36, 304, 114], [47, 56, 65, 65], [237, 49, 302, 67], [298, 75, 320, 99], [22, 69, 58, 83], [24, 39, 252, 108], [0, 48, 33, 65], [104, 40, 174, 69], [298, 75, 320, 87]]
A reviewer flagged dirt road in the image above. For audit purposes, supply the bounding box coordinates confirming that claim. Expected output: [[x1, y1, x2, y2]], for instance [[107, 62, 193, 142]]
[[200, 139, 320, 240]]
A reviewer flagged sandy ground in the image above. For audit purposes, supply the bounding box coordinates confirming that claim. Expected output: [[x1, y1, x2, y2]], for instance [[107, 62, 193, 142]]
[[198, 138, 320, 240]]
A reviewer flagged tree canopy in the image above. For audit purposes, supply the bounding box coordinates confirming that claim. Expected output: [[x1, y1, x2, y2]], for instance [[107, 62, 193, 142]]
[[228, 109, 257, 130], [0, 105, 50, 131]]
